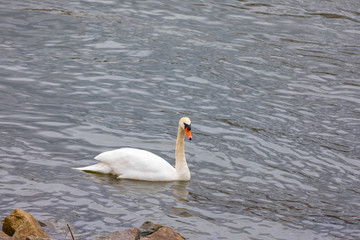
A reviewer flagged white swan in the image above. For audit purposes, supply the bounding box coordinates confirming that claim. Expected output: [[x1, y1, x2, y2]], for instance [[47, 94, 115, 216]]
[[75, 117, 192, 181]]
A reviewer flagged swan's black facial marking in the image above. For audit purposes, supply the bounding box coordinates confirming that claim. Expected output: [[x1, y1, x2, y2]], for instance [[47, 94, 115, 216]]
[[184, 123, 191, 131]]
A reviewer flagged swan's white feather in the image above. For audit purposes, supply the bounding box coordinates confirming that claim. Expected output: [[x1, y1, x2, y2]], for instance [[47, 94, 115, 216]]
[[78, 148, 178, 181], [74, 162, 112, 174]]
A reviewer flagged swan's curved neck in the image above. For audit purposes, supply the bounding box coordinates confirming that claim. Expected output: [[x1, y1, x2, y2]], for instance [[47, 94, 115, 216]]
[[175, 125, 190, 180]]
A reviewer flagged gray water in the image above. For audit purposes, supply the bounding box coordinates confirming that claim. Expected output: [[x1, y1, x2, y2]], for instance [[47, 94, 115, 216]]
[[1, 0, 360, 239]]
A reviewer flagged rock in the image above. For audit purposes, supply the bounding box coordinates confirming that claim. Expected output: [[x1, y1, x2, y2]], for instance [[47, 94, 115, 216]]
[[142, 226, 184, 240], [98, 228, 140, 240], [139, 221, 162, 237], [2, 209, 51, 240], [2, 209, 184, 240], [0, 230, 13, 240]]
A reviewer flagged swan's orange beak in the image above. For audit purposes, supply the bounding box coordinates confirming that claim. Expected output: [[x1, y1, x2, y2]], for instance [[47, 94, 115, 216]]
[[185, 127, 192, 140]]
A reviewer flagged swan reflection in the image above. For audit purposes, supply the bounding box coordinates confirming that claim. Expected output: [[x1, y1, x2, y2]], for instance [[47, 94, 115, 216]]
[[84, 173, 189, 201]]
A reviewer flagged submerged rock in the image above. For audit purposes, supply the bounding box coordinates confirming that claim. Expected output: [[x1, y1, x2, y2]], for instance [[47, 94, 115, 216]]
[[2, 209, 51, 240]]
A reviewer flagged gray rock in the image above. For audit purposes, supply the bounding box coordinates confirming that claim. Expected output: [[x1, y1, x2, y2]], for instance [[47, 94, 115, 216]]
[[139, 221, 163, 237], [97, 228, 140, 240], [142, 226, 184, 240]]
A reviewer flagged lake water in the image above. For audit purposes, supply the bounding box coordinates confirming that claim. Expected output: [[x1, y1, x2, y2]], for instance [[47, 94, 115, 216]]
[[1, 0, 360, 239]]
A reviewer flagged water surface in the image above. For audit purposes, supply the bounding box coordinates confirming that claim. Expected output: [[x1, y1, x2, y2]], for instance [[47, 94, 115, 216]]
[[1, 0, 360, 239]]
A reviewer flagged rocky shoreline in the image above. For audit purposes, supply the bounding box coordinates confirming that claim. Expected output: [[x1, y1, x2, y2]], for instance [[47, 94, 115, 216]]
[[1, 209, 184, 240]]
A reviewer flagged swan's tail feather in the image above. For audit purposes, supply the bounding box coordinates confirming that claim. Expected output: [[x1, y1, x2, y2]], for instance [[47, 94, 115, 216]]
[[73, 163, 112, 174]]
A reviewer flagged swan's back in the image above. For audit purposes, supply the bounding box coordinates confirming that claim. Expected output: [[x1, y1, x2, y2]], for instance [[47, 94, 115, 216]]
[[92, 148, 177, 181]]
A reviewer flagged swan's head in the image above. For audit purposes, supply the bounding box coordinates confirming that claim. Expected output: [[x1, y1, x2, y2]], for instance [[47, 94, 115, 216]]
[[179, 117, 192, 140]]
